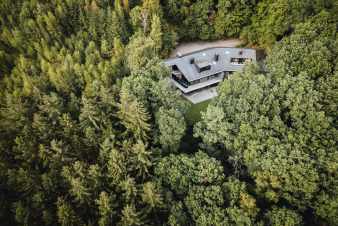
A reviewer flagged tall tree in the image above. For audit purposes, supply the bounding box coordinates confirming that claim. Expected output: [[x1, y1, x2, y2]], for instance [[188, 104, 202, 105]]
[[149, 14, 163, 54], [117, 88, 151, 141]]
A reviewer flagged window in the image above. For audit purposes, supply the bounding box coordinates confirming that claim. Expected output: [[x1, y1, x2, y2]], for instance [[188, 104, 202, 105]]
[[230, 58, 251, 65], [199, 64, 211, 72]]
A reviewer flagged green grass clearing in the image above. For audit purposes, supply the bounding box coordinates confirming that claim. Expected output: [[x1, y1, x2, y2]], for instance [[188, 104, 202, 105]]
[[185, 99, 211, 125]]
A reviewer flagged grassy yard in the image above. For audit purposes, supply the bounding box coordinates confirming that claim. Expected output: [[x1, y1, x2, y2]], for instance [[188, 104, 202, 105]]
[[185, 99, 211, 125], [178, 99, 211, 152]]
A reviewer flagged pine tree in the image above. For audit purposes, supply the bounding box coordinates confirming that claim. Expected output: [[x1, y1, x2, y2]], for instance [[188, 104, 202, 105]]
[[149, 14, 162, 54], [129, 140, 152, 179], [117, 88, 151, 141], [126, 34, 157, 73], [119, 205, 142, 226], [96, 192, 115, 226], [156, 107, 186, 152], [57, 198, 80, 226]]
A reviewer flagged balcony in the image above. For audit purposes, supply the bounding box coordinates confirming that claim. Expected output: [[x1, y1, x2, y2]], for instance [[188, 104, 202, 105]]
[[172, 72, 224, 94], [172, 70, 189, 88]]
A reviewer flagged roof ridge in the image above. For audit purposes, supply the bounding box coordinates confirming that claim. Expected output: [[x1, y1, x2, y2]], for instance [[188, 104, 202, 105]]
[[171, 46, 255, 59]]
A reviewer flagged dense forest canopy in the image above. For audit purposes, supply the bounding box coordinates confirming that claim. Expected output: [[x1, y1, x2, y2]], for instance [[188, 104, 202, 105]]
[[0, 0, 337, 225]]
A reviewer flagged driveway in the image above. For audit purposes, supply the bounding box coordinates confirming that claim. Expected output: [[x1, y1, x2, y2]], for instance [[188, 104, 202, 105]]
[[170, 39, 243, 57]]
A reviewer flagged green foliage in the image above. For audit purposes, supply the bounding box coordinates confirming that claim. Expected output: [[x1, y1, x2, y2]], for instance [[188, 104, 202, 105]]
[[184, 185, 228, 225], [222, 177, 260, 226], [155, 151, 225, 195], [96, 191, 115, 226], [195, 16, 338, 225], [0, 0, 337, 225], [57, 198, 81, 226], [156, 107, 186, 152], [149, 14, 163, 53], [214, 0, 256, 38], [156, 151, 229, 225], [167, 202, 190, 226], [264, 207, 303, 226], [266, 11, 337, 80], [119, 204, 142, 226], [126, 34, 157, 73], [162, 0, 216, 40], [121, 59, 189, 151], [118, 88, 151, 141], [141, 182, 163, 210], [242, 0, 337, 47], [196, 64, 335, 210]]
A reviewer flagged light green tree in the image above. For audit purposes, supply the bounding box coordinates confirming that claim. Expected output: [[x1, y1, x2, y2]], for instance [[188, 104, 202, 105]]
[[150, 14, 163, 53], [96, 191, 115, 226], [119, 204, 142, 226], [117, 88, 151, 141], [126, 34, 157, 73]]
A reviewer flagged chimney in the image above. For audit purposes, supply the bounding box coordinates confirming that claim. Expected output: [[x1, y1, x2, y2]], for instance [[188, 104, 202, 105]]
[[214, 54, 219, 61]]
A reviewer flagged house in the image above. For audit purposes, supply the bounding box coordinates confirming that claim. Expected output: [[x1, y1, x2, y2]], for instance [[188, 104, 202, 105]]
[[164, 47, 256, 103]]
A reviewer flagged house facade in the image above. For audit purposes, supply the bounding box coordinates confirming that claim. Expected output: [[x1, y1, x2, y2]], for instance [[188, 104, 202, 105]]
[[164, 47, 256, 103]]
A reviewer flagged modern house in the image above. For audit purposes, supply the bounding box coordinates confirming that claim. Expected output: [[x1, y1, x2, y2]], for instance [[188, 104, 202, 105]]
[[164, 47, 256, 103]]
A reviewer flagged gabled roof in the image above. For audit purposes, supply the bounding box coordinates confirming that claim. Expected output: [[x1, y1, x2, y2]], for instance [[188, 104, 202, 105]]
[[164, 47, 256, 82]]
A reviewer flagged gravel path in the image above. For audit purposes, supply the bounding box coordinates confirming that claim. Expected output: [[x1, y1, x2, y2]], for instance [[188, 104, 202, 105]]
[[170, 39, 243, 57]]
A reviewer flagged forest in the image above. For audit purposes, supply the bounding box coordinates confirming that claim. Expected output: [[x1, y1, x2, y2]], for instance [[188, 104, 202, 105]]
[[0, 0, 337, 225]]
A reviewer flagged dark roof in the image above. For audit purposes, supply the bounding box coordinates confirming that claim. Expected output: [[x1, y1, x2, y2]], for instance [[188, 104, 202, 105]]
[[164, 47, 256, 82]]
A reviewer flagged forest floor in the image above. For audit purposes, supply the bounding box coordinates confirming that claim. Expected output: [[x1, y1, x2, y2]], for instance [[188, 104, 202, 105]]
[[170, 38, 243, 57]]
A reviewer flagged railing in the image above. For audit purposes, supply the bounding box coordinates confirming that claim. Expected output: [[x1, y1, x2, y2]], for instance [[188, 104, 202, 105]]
[[190, 72, 224, 85], [172, 74, 189, 88]]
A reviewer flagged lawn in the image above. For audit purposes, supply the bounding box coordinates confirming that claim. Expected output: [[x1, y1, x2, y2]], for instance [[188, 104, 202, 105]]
[[178, 99, 211, 152], [185, 99, 211, 125]]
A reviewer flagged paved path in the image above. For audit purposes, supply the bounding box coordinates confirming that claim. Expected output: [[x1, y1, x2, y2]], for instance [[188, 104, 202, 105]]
[[184, 87, 218, 104], [170, 39, 242, 57]]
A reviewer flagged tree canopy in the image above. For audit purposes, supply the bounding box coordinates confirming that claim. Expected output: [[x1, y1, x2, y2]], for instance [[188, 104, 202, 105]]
[[0, 0, 337, 225]]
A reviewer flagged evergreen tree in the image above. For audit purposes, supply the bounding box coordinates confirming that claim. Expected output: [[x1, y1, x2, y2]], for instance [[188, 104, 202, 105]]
[[149, 14, 163, 54], [117, 88, 151, 141], [0, 1, 337, 225], [156, 107, 186, 152]]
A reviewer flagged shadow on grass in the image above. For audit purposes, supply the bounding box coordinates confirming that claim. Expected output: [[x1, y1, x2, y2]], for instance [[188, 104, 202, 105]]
[[178, 100, 211, 153], [185, 100, 211, 126]]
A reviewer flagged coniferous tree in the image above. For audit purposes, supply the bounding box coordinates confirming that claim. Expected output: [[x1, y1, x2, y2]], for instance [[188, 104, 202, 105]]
[[117, 88, 151, 141], [0, 1, 337, 225], [149, 14, 163, 54]]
